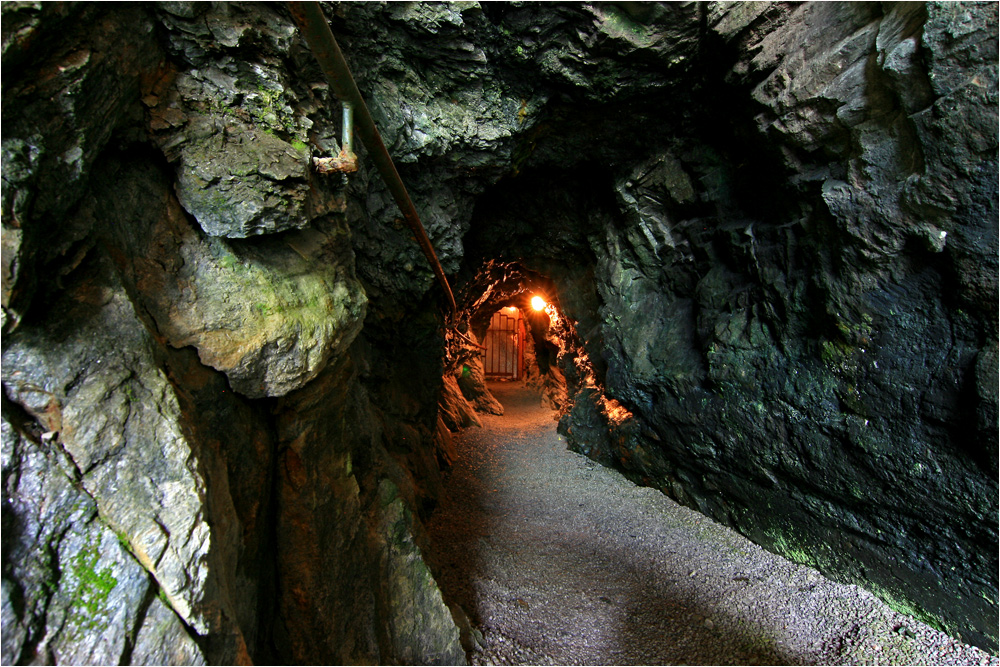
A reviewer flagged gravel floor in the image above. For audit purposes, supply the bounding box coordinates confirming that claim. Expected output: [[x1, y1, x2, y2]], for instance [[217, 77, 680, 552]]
[[427, 382, 998, 666]]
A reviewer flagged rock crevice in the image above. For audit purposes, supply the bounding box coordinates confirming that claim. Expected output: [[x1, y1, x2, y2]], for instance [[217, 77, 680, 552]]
[[2, 1, 996, 663]]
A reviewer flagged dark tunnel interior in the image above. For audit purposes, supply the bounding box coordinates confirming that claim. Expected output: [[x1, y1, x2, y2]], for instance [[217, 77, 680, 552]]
[[1, 2, 997, 665]]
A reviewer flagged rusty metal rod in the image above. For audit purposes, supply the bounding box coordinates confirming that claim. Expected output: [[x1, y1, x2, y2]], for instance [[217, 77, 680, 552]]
[[287, 0, 457, 313]]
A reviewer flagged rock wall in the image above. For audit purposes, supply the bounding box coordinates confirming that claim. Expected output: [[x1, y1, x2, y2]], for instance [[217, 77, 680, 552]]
[[456, 1, 999, 652], [1, 1, 996, 663], [2, 3, 462, 664]]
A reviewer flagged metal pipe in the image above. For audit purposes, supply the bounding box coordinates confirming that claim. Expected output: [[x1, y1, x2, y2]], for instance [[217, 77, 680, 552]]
[[341, 102, 354, 156], [314, 102, 357, 173], [287, 1, 457, 314]]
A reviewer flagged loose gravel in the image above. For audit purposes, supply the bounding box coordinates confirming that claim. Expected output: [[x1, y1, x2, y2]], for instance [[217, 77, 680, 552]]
[[427, 382, 998, 666]]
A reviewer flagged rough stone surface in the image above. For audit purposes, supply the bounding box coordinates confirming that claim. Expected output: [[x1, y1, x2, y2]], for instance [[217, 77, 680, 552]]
[[1, 415, 176, 666], [270, 332, 465, 664], [1, 0, 996, 662], [453, 1, 998, 652], [1, 253, 221, 663], [2, 2, 465, 664], [130, 597, 206, 666], [458, 353, 505, 417], [171, 120, 317, 238], [1, 2, 162, 329], [373, 479, 466, 666], [523, 330, 569, 412], [430, 384, 997, 666], [149, 2, 340, 239], [441, 374, 484, 431], [89, 155, 366, 399], [444, 328, 504, 419]]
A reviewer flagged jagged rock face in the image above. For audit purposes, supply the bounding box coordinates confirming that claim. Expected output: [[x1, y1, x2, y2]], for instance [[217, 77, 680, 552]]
[[1, 2, 996, 664], [3, 2, 462, 664], [456, 1, 999, 652], [151, 3, 340, 239]]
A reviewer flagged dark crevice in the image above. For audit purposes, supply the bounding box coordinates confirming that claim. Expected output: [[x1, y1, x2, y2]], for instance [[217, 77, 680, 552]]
[[118, 584, 157, 666], [2, 1, 997, 662]]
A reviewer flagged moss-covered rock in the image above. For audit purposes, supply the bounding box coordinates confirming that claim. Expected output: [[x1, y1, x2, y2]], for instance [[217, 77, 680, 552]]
[[89, 156, 366, 399], [172, 118, 318, 238], [2, 1, 996, 662], [1, 254, 215, 664]]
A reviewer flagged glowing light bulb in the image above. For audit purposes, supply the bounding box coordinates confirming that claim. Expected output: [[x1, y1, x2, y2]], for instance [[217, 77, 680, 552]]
[[531, 296, 546, 311]]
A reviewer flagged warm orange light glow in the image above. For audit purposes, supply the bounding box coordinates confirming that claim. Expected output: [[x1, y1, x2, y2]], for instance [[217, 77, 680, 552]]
[[505, 306, 517, 312], [531, 296, 546, 311], [600, 395, 634, 426]]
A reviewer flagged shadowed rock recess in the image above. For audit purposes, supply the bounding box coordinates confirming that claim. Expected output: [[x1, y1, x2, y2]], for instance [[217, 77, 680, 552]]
[[1, 2, 996, 664]]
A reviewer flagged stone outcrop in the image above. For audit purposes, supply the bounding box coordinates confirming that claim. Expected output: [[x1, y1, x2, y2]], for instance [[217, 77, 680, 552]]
[[456, 353, 504, 417], [94, 156, 366, 399], [151, 2, 339, 239], [3, 3, 466, 664], [1, 1, 996, 663], [2, 251, 244, 663], [439, 374, 483, 432]]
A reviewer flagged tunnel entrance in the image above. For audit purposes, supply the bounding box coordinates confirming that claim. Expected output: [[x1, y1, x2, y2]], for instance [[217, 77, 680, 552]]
[[438, 257, 996, 663], [450, 262, 570, 418], [484, 308, 526, 380]]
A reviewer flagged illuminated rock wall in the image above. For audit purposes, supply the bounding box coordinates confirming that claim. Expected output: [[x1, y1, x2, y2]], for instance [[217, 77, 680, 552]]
[[2, 2, 996, 662]]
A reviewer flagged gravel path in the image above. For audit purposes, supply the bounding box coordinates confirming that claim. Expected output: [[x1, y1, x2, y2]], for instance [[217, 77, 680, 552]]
[[427, 383, 997, 666]]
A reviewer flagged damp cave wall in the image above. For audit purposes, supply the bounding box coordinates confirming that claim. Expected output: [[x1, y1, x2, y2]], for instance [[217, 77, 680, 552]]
[[459, 1, 1000, 650], [2, 3, 465, 664], [458, 2, 1000, 650], [0, 1, 997, 664]]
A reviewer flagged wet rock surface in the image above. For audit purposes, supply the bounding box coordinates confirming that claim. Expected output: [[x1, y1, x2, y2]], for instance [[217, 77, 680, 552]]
[[93, 156, 367, 399], [1, 0, 996, 662], [429, 384, 998, 666], [2, 3, 463, 664], [2, 253, 224, 663], [457, 2, 998, 651], [150, 2, 342, 239]]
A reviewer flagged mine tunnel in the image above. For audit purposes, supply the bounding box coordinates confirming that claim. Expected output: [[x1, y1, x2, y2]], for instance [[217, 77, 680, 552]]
[[1, 1, 997, 665]]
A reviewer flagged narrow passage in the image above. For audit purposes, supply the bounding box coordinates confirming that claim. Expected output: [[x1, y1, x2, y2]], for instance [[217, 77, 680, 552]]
[[428, 384, 996, 666]]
